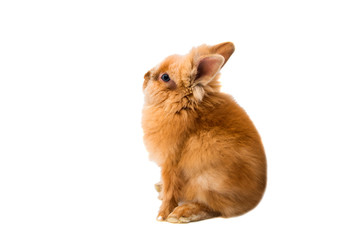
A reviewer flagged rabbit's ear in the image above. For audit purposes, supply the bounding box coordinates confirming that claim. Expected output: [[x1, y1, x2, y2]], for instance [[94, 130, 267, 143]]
[[195, 55, 225, 85], [211, 42, 235, 67]]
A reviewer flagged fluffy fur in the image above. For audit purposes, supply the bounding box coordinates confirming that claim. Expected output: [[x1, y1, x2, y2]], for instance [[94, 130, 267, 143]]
[[142, 42, 266, 223]]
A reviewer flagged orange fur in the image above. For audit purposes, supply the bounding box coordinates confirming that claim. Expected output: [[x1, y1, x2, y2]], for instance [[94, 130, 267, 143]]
[[142, 42, 266, 223]]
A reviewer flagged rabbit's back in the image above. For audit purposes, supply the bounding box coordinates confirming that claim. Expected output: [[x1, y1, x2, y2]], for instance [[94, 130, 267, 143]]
[[177, 93, 266, 216]]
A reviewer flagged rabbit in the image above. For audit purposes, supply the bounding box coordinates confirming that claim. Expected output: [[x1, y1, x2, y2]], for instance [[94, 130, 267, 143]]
[[142, 42, 266, 223]]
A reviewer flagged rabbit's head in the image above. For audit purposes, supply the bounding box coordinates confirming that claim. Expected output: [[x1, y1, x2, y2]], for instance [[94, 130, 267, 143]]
[[143, 42, 235, 112]]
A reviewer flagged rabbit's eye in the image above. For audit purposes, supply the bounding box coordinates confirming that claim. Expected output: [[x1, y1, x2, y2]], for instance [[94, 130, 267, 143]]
[[161, 73, 171, 82]]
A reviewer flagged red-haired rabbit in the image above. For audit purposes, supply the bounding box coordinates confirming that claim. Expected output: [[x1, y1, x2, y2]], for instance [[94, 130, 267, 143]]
[[142, 42, 266, 223]]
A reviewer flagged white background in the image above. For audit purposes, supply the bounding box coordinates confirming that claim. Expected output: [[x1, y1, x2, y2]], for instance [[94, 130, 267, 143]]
[[1, 0, 358, 239]]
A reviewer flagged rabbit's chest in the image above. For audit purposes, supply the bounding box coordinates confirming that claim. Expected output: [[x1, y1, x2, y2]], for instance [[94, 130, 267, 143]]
[[143, 117, 186, 166]]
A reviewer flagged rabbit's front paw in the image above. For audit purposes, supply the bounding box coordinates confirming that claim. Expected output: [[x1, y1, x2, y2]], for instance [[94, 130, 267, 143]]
[[157, 200, 176, 221], [166, 202, 218, 224]]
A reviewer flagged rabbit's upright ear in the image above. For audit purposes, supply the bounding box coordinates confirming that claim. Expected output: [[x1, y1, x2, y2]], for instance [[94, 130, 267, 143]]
[[211, 42, 235, 67], [195, 55, 225, 86]]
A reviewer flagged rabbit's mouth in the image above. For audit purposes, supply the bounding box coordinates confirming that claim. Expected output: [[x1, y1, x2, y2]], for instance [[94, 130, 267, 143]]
[[143, 78, 149, 91]]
